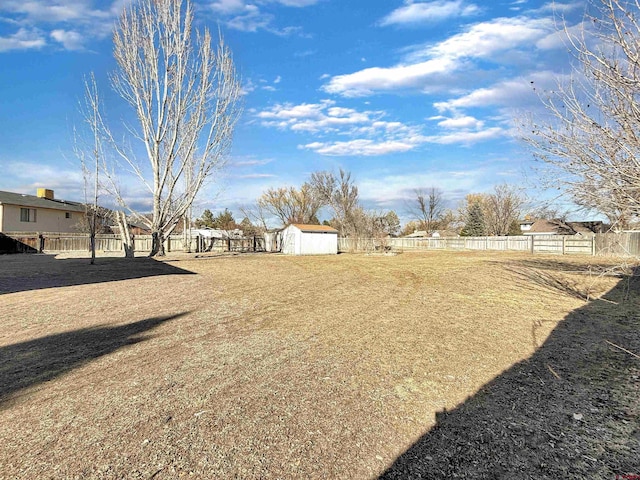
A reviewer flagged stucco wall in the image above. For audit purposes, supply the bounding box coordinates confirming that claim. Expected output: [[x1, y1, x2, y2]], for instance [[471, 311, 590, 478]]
[[1, 204, 80, 233]]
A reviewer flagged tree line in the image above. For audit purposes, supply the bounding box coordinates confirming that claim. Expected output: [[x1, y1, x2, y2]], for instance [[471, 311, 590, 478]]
[[193, 170, 528, 238]]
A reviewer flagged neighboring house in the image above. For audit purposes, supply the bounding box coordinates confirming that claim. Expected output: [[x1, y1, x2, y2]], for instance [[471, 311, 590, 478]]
[[281, 224, 338, 255], [520, 219, 605, 236], [0, 189, 85, 234], [519, 220, 535, 233]]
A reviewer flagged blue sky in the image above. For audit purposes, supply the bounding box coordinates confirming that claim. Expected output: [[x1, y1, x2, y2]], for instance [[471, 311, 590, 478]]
[[0, 0, 587, 224]]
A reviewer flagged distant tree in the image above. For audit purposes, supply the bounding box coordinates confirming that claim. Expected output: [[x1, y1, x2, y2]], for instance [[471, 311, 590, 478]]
[[309, 169, 360, 236], [401, 220, 422, 237], [257, 184, 322, 226], [458, 185, 524, 236], [508, 219, 522, 236], [436, 209, 459, 233], [73, 206, 113, 235], [239, 203, 269, 232], [195, 209, 215, 228], [526, 205, 569, 222], [380, 211, 401, 237], [212, 208, 237, 230], [408, 187, 444, 234], [460, 201, 486, 236], [485, 184, 526, 236], [239, 217, 261, 236]]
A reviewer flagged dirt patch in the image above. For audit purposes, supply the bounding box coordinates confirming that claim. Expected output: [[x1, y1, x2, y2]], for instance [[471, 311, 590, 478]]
[[0, 251, 637, 478]]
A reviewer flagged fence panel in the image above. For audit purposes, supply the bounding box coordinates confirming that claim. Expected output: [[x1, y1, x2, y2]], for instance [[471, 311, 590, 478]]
[[595, 232, 640, 257]]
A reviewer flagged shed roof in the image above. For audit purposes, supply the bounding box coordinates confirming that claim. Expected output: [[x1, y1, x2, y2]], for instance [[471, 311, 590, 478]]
[[0, 190, 85, 212], [290, 223, 338, 233]]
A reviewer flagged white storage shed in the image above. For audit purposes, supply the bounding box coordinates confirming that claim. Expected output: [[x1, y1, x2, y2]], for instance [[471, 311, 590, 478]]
[[281, 224, 338, 255]]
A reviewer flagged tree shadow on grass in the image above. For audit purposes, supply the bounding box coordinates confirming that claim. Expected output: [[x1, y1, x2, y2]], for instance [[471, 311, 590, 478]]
[[380, 267, 640, 479], [0, 255, 195, 295], [0, 312, 188, 407]]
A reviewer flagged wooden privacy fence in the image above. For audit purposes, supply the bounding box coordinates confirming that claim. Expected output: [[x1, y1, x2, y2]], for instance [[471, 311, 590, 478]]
[[338, 233, 640, 257], [2, 233, 265, 254], [4, 231, 640, 257]]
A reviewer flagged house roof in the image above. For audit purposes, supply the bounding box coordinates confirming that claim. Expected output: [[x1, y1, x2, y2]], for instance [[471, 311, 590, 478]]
[[0, 190, 85, 212], [290, 223, 338, 233], [527, 219, 576, 235], [524, 219, 603, 236]]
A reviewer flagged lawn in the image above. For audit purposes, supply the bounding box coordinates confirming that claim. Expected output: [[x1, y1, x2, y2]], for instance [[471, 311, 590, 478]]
[[0, 251, 638, 479]]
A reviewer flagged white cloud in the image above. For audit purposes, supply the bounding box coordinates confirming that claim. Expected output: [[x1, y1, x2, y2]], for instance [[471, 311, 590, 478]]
[[301, 139, 420, 156], [380, 0, 481, 27], [0, 1, 123, 52], [323, 15, 558, 97], [0, 27, 45, 51], [424, 127, 505, 144], [434, 70, 563, 112], [429, 16, 552, 59], [323, 57, 457, 97], [435, 115, 484, 130], [208, 0, 318, 34], [50, 29, 85, 50], [209, 0, 248, 15], [257, 99, 505, 156], [257, 100, 382, 133], [275, 0, 320, 6]]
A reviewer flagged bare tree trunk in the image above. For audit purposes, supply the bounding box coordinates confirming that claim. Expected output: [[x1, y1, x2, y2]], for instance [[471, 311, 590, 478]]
[[117, 211, 135, 258], [150, 230, 165, 257]]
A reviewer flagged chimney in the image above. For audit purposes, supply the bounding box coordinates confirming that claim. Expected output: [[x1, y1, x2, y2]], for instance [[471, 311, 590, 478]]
[[37, 188, 54, 200]]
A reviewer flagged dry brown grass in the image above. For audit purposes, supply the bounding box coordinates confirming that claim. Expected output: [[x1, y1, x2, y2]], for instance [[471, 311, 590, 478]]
[[0, 251, 634, 479]]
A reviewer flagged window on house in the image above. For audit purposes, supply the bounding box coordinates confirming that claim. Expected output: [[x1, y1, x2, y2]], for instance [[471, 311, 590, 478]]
[[20, 208, 37, 223], [65, 212, 72, 219]]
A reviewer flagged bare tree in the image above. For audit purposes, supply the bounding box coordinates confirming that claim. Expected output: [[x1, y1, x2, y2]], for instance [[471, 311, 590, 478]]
[[485, 184, 526, 236], [257, 184, 322, 226], [522, 0, 640, 230], [98, 0, 241, 256], [309, 169, 360, 236], [458, 185, 524, 236], [239, 203, 270, 232], [75, 74, 103, 263], [408, 187, 444, 234]]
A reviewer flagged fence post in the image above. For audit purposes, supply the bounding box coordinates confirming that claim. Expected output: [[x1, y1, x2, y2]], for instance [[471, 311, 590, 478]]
[[592, 236, 596, 256], [530, 236, 534, 254], [562, 236, 566, 255]]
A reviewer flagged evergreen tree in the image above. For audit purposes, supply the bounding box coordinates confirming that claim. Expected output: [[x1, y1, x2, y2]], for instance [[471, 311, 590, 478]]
[[508, 219, 522, 236], [461, 202, 486, 236], [212, 208, 236, 230], [195, 209, 215, 228]]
